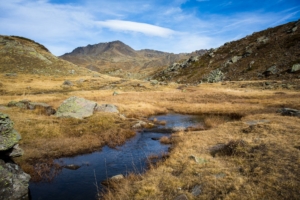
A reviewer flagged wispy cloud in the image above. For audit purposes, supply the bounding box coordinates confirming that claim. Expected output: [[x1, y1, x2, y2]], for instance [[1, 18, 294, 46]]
[[96, 20, 176, 37], [0, 0, 299, 55]]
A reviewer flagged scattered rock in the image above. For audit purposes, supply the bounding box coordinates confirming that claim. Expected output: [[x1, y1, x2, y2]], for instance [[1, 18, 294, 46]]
[[291, 63, 300, 73], [63, 80, 73, 86], [257, 36, 269, 43], [231, 56, 242, 63], [206, 68, 225, 83], [263, 65, 277, 76], [150, 80, 159, 85], [95, 104, 119, 113], [174, 194, 188, 200], [55, 96, 97, 119], [110, 174, 124, 181], [189, 155, 208, 164], [6, 144, 24, 157], [132, 121, 147, 129], [28, 102, 56, 115], [209, 140, 247, 157], [209, 52, 215, 58], [191, 185, 202, 196], [7, 100, 56, 115], [0, 113, 22, 151], [64, 164, 81, 170], [0, 160, 31, 200], [112, 91, 119, 96], [278, 108, 300, 117], [5, 73, 18, 77]]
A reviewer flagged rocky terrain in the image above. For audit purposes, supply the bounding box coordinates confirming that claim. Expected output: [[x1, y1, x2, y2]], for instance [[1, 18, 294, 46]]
[[0, 35, 95, 76], [60, 41, 202, 78], [153, 20, 300, 84]]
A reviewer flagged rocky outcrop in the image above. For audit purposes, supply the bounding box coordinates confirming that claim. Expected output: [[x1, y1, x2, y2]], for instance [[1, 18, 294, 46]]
[[7, 100, 56, 116], [0, 113, 30, 200], [206, 68, 225, 83], [0, 160, 31, 200], [0, 113, 21, 151], [55, 96, 97, 119]]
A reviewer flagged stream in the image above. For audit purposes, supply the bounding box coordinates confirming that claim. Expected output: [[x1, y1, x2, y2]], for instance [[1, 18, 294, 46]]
[[29, 114, 204, 200]]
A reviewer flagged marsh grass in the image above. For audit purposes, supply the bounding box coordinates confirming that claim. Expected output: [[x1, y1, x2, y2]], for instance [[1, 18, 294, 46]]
[[1, 72, 299, 197]]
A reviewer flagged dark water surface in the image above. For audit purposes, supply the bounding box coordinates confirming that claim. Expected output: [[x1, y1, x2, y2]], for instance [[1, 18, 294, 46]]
[[29, 114, 204, 200]]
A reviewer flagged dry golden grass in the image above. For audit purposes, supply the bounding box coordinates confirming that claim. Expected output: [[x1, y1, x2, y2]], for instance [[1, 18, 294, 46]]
[[101, 114, 300, 200], [0, 72, 299, 199]]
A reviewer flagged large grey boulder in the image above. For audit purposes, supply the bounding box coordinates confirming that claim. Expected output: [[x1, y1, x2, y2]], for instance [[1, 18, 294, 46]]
[[291, 64, 300, 73], [0, 113, 21, 151], [55, 96, 97, 119], [95, 104, 119, 113], [0, 160, 31, 200]]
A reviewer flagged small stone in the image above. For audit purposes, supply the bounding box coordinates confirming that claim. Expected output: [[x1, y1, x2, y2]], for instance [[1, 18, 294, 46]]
[[291, 63, 300, 73], [174, 194, 188, 200], [191, 185, 202, 196]]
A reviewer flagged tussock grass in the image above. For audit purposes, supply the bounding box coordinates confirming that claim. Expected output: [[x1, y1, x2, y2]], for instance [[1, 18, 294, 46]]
[[101, 114, 300, 200], [1, 72, 299, 197]]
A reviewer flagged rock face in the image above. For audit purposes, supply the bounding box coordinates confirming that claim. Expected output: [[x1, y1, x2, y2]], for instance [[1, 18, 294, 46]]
[[0, 160, 31, 200], [95, 104, 119, 113], [55, 96, 97, 119], [0, 113, 21, 151], [0, 113, 30, 200]]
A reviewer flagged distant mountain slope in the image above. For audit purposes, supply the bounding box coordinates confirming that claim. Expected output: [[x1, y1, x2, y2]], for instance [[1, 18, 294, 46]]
[[60, 41, 198, 78], [153, 20, 300, 84], [0, 35, 94, 76]]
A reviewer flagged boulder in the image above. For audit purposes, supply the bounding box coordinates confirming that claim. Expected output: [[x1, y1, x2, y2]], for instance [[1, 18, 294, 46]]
[[263, 65, 277, 76], [231, 56, 242, 63], [291, 63, 300, 73], [150, 80, 159, 85], [95, 104, 119, 113], [27, 102, 56, 115], [55, 96, 97, 119], [132, 121, 147, 129], [0, 160, 31, 200], [257, 36, 269, 43], [7, 101, 56, 116], [6, 144, 24, 157], [206, 69, 225, 83], [0, 113, 21, 151], [278, 108, 300, 117], [63, 80, 73, 86]]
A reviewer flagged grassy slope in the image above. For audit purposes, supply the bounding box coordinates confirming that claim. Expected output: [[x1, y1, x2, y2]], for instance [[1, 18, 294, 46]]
[[154, 20, 300, 83]]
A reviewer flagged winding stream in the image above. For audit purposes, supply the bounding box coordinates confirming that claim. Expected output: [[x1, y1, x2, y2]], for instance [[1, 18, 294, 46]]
[[29, 114, 204, 200]]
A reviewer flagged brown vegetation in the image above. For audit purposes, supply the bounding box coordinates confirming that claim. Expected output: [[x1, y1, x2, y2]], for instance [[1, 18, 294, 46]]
[[0, 71, 299, 198]]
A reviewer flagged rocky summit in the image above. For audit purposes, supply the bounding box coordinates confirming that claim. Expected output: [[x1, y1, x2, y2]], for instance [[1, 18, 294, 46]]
[[60, 41, 196, 78]]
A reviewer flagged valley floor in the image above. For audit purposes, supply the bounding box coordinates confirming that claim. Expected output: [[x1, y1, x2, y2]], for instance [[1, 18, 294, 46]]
[[0, 73, 299, 199]]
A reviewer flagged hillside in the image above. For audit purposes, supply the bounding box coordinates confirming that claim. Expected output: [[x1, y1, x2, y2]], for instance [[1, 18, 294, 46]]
[[60, 41, 196, 78], [153, 20, 300, 84], [0, 35, 94, 76]]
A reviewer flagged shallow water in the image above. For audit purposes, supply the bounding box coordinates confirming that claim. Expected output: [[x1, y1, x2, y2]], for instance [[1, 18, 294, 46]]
[[29, 114, 204, 200]]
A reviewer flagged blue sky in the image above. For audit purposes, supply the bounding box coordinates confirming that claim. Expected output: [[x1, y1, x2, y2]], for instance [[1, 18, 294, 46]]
[[0, 0, 299, 56]]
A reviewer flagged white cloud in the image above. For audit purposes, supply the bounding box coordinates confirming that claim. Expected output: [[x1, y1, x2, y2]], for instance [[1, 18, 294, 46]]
[[96, 20, 176, 37]]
